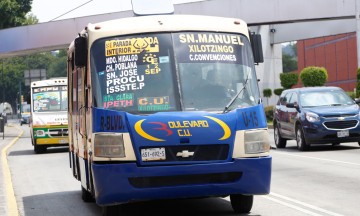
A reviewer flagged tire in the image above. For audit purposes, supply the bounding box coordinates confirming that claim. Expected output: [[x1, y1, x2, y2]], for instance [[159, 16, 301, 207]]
[[81, 186, 94, 202], [102, 205, 124, 216], [358, 142, 360, 146], [296, 126, 309, 151], [34, 144, 47, 154], [274, 124, 287, 148], [230, 194, 253, 214]]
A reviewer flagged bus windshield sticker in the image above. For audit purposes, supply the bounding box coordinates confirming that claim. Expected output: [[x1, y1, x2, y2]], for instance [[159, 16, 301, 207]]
[[105, 37, 160, 57], [103, 93, 134, 109], [91, 33, 177, 112], [138, 96, 170, 111], [174, 32, 245, 64]]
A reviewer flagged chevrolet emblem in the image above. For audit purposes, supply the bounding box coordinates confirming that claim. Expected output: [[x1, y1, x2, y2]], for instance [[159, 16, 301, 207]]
[[338, 117, 345, 120], [176, 150, 194, 158]]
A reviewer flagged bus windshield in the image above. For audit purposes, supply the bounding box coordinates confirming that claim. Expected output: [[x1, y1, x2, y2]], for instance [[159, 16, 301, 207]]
[[90, 32, 260, 114], [32, 86, 68, 112]]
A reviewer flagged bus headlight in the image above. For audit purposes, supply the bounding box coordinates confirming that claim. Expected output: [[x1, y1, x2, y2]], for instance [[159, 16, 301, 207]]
[[94, 133, 125, 158], [36, 130, 45, 137], [244, 130, 270, 154]]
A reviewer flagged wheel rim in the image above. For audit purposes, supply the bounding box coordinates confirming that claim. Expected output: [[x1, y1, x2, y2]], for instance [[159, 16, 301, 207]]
[[274, 127, 279, 145], [296, 128, 302, 148]]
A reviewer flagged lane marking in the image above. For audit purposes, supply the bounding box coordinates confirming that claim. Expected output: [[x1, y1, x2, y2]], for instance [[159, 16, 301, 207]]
[[263, 196, 324, 216], [269, 193, 344, 216], [224, 193, 344, 216], [272, 151, 360, 166], [1, 125, 23, 216]]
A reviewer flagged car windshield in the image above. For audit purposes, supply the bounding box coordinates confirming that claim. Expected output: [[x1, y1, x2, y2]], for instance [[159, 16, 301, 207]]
[[300, 89, 355, 107], [90, 32, 260, 114]]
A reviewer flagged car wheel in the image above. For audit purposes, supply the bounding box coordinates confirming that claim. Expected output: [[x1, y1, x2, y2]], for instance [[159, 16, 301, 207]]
[[332, 142, 340, 146], [296, 126, 309, 151], [274, 124, 287, 148]]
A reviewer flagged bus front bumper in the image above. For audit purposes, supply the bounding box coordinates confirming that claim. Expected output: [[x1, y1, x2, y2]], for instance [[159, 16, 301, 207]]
[[92, 156, 272, 206], [36, 137, 69, 145]]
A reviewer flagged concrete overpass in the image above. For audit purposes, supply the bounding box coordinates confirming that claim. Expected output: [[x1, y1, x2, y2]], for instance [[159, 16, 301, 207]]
[[0, 0, 359, 105]]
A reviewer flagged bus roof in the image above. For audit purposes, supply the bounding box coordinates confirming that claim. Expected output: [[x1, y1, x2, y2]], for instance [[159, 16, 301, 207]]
[[80, 15, 249, 46], [30, 78, 67, 87]]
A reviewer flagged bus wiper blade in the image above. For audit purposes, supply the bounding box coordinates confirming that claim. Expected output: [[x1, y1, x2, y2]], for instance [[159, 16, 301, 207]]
[[223, 75, 249, 114]]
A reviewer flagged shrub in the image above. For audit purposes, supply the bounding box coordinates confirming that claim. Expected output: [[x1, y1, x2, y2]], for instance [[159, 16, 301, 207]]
[[264, 105, 274, 122], [299, 66, 328, 87], [347, 91, 356, 99], [280, 72, 298, 89], [274, 88, 284, 96]]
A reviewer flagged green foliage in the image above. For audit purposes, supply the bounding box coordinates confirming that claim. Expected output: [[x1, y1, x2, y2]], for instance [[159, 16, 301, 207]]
[[47, 50, 67, 78], [0, 0, 33, 29], [280, 72, 298, 89], [346, 91, 356, 99], [299, 66, 328, 87], [264, 105, 274, 122], [23, 13, 39, 25], [0, 50, 67, 113], [263, 88, 272, 98], [282, 54, 298, 72], [274, 88, 284, 96]]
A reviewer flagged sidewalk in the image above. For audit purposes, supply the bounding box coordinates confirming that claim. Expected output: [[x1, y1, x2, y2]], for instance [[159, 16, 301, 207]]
[[0, 121, 22, 216]]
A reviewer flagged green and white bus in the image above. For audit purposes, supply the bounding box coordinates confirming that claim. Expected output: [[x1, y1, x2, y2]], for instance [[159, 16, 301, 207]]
[[30, 78, 69, 153]]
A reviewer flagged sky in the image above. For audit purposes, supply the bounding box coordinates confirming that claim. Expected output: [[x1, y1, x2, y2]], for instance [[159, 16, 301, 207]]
[[30, 0, 202, 23]]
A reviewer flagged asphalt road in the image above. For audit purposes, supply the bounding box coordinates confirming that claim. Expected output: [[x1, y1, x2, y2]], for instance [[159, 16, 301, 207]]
[[5, 124, 360, 216]]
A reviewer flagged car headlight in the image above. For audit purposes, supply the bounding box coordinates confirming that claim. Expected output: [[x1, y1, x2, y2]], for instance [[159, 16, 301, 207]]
[[94, 133, 125, 158], [244, 130, 270, 154], [305, 112, 320, 122]]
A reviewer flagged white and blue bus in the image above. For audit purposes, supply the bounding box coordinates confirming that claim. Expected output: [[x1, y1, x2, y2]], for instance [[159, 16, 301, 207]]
[[67, 9, 271, 215]]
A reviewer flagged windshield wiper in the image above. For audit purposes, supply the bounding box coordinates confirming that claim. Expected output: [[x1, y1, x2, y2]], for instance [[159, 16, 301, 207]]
[[223, 74, 250, 114]]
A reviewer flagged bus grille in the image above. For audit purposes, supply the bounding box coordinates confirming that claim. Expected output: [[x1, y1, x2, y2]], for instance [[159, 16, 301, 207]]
[[48, 128, 68, 137], [129, 172, 242, 188], [141, 144, 229, 162]]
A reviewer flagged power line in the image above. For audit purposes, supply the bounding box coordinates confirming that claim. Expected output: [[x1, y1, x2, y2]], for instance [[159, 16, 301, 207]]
[[49, 0, 94, 22]]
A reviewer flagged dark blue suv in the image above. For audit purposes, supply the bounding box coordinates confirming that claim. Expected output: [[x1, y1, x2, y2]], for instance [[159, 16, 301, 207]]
[[273, 86, 360, 151]]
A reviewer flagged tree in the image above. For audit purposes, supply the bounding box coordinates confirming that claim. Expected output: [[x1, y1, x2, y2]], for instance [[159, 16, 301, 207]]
[[274, 88, 284, 97], [280, 72, 298, 89], [282, 54, 298, 72], [282, 42, 298, 72], [300, 66, 328, 87], [263, 88, 272, 105], [47, 50, 67, 78], [0, 0, 33, 29]]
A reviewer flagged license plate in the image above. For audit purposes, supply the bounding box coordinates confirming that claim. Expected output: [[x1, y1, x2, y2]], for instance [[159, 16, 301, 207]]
[[59, 139, 67, 144], [337, 130, 349, 137], [141, 148, 166, 161]]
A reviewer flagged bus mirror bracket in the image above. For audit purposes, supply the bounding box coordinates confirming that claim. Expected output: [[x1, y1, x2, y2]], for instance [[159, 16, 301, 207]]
[[250, 32, 264, 64], [75, 36, 87, 67]]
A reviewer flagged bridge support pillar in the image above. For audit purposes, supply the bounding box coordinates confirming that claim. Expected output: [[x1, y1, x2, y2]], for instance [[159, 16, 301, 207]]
[[251, 25, 282, 107]]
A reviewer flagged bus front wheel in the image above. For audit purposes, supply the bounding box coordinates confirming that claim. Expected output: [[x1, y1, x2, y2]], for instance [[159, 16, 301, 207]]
[[230, 194, 253, 214], [34, 144, 47, 154], [102, 205, 124, 216]]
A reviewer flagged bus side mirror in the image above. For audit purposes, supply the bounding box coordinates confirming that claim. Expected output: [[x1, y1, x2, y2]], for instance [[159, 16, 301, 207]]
[[74, 36, 87, 67], [250, 33, 264, 64]]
